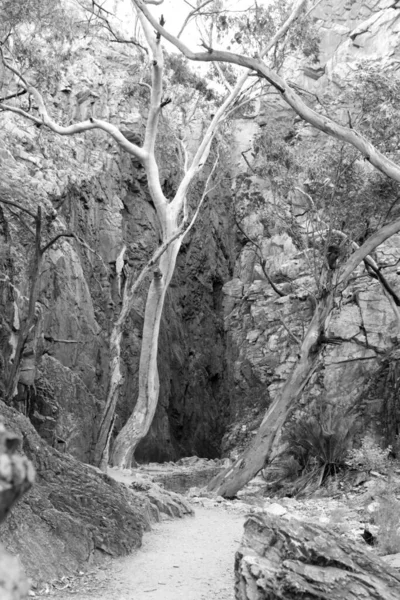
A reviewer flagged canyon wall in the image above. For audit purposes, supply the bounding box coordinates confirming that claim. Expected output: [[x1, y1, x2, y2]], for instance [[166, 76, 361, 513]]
[[221, 0, 400, 453], [0, 34, 234, 463], [1, 0, 400, 468]]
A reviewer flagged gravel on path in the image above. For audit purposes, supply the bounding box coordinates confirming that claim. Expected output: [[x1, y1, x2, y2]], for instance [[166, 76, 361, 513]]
[[51, 505, 245, 600]]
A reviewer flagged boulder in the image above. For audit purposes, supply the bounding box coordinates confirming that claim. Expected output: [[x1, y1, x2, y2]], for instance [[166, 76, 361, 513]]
[[235, 513, 400, 599], [0, 421, 35, 600], [0, 403, 188, 586]]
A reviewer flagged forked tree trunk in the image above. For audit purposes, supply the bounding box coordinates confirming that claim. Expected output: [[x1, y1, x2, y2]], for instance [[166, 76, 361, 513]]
[[207, 288, 334, 497], [110, 212, 182, 468]]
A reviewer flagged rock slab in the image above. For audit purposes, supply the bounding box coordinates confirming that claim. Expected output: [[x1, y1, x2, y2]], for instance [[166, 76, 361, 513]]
[[235, 513, 400, 599]]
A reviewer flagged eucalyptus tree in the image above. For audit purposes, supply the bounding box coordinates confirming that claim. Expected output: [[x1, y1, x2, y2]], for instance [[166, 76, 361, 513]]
[[134, 0, 400, 496], [0, 0, 309, 468]]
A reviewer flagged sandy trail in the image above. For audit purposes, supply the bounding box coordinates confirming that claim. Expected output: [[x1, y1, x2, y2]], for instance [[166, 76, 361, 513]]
[[53, 505, 244, 600]]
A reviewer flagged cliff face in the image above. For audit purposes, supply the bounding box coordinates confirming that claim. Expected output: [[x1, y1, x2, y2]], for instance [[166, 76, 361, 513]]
[[1, 0, 400, 468], [220, 0, 400, 454], [0, 34, 234, 463]]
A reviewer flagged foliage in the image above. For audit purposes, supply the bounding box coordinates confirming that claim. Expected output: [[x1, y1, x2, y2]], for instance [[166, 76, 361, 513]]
[[285, 405, 356, 477], [263, 404, 356, 496], [252, 124, 303, 196], [351, 63, 400, 156], [347, 436, 392, 473], [165, 54, 217, 102], [302, 62, 400, 243], [0, 0, 77, 90], [215, 0, 319, 69]]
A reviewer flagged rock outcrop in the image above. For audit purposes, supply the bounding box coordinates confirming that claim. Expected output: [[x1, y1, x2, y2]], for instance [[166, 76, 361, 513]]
[[0, 402, 192, 585], [0, 27, 233, 463], [235, 513, 400, 599], [0, 422, 34, 600], [221, 0, 400, 454]]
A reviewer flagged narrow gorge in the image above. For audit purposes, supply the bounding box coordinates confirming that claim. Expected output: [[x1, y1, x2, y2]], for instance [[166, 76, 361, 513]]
[[1, 0, 400, 597]]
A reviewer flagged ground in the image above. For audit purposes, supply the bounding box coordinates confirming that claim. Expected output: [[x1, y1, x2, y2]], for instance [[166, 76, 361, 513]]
[[49, 504, 245, 600], [29, 463, 400, 599]]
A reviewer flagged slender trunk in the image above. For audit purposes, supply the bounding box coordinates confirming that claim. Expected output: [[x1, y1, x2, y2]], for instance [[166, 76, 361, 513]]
[[6, 208, 42, 401], [207, 288, 334, 498], [93, 325, 124, 469], [110, 211, 181, 468]]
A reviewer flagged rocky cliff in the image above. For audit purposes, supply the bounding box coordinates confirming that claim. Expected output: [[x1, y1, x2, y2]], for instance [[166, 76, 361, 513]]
[[1, 0, 400, 583], [0, 31, 234, 464], [220, 0, 400, 453], [1, 0, 399, 468]]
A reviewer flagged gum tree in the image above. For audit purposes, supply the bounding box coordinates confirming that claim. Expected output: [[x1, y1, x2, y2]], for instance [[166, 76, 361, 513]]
[[134, 0, 400, 496], [0, 0, 308, 468]]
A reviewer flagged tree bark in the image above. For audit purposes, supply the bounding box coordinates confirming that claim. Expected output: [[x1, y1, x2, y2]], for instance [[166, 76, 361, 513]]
[[111, 213, 181, 468], [93, 215, 193, 469]]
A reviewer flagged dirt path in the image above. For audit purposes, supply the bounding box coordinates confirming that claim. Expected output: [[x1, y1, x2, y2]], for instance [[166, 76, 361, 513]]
[[52, 505, 244, 600]]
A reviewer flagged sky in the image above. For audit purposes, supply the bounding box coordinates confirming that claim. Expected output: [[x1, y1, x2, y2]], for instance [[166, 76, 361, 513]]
[[106, 0, 270, 52]]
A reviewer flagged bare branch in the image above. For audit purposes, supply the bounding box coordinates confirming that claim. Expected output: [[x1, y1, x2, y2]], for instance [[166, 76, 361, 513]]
[[0, 89, 27, 102], [182, 150, 220, 237], [43, 335, 79, 344], [40, 232, 75, 255], [133, 0, 400, 184], [0, 198, 36, 219], [278, 314, 301, 345], [1, 56, 147, 161], [2, 207, 35, 236], [235, 216, 286, 297], [79, 0, 148, 53], [177, 0, 214, 39]]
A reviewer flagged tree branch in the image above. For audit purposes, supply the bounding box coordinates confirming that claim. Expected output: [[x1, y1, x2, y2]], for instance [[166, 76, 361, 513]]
[[0, 198, 36, 219], [235, 216, 286, 297], [0, 89, 27, 102], [40, 232, 75, 255], [133, 0, 400, 184], [278, 314, 301, 345], [0, 60, 147, 162], [177, 0, 214, 39], [363, 259, 400, 306]]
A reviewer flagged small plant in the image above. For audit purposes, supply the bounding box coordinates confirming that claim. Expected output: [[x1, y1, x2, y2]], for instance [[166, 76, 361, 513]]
[[347, 436, 392, 473], [287, 408, 356, 474], [279, 404, 357, 494]]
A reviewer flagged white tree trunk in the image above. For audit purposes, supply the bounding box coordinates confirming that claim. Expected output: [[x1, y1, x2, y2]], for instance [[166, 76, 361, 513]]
[[111, 212, 181, 467], [207, 290, 334, 497]]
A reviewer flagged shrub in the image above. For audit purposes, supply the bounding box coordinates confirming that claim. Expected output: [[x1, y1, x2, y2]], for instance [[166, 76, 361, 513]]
[[286, 408, 356, 477], [273, 405, 357, 495]]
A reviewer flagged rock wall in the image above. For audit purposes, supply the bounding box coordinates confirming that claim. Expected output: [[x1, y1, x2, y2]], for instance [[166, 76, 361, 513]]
[[0, 32, 234, 463], [1, 0, 400, 468], [220, 0, 400, 454], [0, 401, 192, 585]]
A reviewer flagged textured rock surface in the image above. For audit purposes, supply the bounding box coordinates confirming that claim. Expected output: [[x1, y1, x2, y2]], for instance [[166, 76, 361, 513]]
[[133, 457, 230, 494], [0, 402, 191, 585], [221, 0, 400, 454], [0, 30, 234, 462], [235, 513, 400, 599]]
